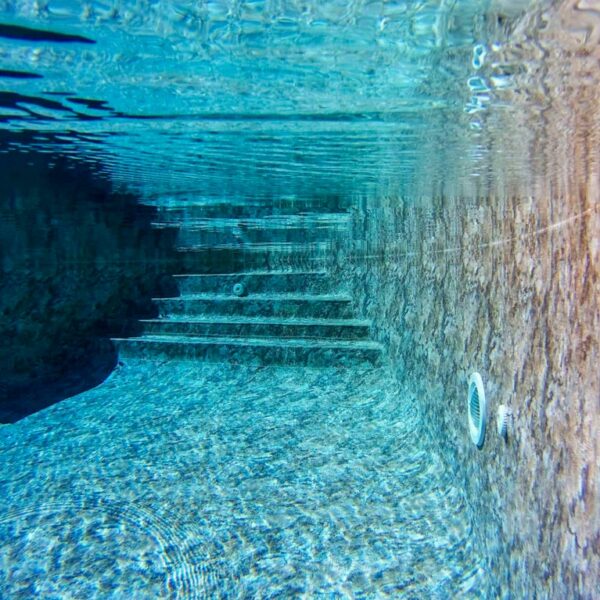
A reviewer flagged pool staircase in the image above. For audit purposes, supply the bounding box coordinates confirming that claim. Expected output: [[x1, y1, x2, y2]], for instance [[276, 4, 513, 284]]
[[112, 198, 382, 366]]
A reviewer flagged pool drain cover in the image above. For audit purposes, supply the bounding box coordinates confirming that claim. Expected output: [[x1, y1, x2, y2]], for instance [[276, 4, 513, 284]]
[[468, 372, 487, 448]]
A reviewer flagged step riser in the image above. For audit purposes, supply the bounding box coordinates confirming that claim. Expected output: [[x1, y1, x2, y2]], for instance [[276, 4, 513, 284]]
[[152, 215, 350, 230], [175, 273, 333, 295], [177, 241, 335, 253], [141, 321, 370, 340], [152, 201, 352, 220], [156, 298, 353, 319], [178, 250, 330, 274], [115, 339, 381, 367], [176, 228, 347, 246]]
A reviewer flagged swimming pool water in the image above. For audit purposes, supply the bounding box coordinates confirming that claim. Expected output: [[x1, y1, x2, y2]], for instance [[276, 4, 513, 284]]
[[1, 0, 599, 597]]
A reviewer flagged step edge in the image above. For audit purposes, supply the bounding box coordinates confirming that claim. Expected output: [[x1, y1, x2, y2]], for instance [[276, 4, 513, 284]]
[[139, 317, 371, 326], [113, 336, 383, 350], [153, 294, 353, 301], [172, 271, 329, 278]]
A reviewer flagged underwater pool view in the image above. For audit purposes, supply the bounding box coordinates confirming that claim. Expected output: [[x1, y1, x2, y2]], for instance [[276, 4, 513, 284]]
[[1, 0, 599, 598], [1, 361, 488, 597]]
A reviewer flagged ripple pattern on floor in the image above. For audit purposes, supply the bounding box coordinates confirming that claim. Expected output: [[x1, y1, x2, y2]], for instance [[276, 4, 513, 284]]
[[0, 361, 488, 598]]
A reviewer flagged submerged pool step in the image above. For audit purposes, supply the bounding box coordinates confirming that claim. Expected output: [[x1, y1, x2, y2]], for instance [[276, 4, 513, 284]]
[[139, 316, 371, 340], [114, 197, 381, 367], [155, 294, 354, 319], [150, 198, 352, 220], [152, 213, 351, 231], [174, 271, 334, 295], [178, 248, 330, 273], [113, 335, 383, 367], [175, 226, 345, 248], [176, 240, 335, 253]]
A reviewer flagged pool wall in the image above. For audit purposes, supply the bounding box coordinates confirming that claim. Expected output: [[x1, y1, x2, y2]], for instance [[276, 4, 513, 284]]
[[337, 11, 600, 596]]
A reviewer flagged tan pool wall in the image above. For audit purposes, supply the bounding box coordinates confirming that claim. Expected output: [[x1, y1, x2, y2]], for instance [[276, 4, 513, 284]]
[[340, 3, 600, 597]]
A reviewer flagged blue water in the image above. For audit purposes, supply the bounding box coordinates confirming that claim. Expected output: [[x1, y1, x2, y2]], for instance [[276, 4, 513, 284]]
[[0, 0, 568, 597], [0, 0, 524, 200]]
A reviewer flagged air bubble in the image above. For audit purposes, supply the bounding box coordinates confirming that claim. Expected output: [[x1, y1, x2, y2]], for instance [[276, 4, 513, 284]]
[[472, 44, 487, 69], [468, 77, 490, 92]]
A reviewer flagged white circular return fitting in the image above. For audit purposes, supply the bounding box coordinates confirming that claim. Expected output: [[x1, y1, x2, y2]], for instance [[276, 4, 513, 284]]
[[232, 283, 246, 297], [497, 404, 511, 438], [467, 372, 487, 448]]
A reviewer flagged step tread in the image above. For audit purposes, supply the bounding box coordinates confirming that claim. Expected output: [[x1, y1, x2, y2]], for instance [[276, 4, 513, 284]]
[[173, 271, 328, 278], [152, 214, 350, 228], [139, 317, 370, 326], [113, 335, 382, 350], [146, 198, 351, 211], [175, 241, 334, 250], [154, 293, 352, 302]]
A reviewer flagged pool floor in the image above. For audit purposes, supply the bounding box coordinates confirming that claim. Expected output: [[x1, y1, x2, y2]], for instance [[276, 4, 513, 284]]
[[0, 360, 486, 598]]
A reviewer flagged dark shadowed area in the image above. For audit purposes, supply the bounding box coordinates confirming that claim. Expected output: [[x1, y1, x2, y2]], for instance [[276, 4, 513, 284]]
[[0, 133, 180, 422]]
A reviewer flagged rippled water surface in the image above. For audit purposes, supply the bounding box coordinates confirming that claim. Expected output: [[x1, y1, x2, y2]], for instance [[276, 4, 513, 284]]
[[0, 0, 559, 199]]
